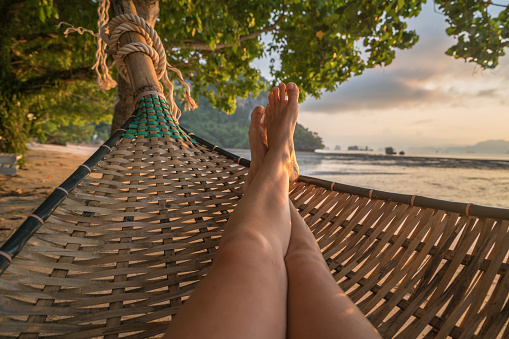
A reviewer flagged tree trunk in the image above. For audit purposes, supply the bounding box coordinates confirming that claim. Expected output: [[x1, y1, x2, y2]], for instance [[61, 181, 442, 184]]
[[110, 0, 160, 135]]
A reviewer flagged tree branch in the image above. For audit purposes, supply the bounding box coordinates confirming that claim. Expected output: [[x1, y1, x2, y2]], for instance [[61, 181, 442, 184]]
[[19, 67, 95, 93], [180, 14, 286, 51], [12, 33, 59, 44]]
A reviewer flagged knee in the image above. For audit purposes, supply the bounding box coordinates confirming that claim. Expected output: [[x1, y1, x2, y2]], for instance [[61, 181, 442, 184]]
[[215, 229, 284, 271], [285, 246, 324, 266], [285, 251, 332, 282]]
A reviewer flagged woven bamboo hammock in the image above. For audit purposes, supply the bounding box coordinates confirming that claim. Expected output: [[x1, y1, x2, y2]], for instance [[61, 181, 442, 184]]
[[1, 1, 508, 338]]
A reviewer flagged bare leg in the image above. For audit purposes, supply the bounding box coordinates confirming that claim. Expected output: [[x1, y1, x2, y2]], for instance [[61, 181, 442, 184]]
[[244, 85, 380, 339], [285, 204, 381, 339], [164, 84, 299, 339]]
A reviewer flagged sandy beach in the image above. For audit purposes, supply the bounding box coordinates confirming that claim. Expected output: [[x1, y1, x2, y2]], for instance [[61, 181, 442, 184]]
[[0, 145, 95, 243]]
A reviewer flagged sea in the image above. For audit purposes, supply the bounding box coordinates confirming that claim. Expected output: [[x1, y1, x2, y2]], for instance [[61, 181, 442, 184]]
[[228, 149, 509, 209]]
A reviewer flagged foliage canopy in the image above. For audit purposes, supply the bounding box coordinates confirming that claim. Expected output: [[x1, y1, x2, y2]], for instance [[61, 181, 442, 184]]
[[0, 0, 115, 163], [0, 0, 507, 162], [435, 0, 508, 68]]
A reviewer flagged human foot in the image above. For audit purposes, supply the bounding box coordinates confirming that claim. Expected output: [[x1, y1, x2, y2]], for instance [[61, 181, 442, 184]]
[[243, 106, 268, 193], [265, 83, 300, 182]]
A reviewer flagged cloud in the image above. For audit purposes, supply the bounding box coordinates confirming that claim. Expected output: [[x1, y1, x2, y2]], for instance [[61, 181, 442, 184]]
[[413, 118, 433, 125], [252, 2, 509, 150], [476, 88, 499, 98], [300, 2, 509, 115], [301, 71, 446, 113]]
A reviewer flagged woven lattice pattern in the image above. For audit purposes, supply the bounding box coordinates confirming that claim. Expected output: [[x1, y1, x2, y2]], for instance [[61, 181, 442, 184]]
[[289, 182, 509, 338], [122, 95, 196, 142], [0, 95, 508, 338], [0, 95, 246, 338]]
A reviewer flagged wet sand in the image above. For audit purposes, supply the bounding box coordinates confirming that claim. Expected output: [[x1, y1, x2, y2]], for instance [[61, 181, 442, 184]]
[[0, 145, 93, 243]]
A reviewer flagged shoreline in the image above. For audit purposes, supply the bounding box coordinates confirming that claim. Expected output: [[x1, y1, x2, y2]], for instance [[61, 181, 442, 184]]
[[315, 149, 509, 162]]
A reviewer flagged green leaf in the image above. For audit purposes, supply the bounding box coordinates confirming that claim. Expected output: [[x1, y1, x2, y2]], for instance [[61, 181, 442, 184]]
[[445, 27, 456, 35], [38, 7, 46, 22], [398, 0, 404, 12]]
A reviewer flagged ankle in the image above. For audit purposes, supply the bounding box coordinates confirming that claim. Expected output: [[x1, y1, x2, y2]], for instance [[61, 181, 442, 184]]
[[266, 146, 292, 166]]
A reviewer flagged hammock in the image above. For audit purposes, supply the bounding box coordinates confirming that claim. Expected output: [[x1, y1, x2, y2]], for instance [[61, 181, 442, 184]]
[[1, 3, 508, 338]]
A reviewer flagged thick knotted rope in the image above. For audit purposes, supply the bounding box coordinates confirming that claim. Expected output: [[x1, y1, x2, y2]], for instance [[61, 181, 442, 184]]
[[58, 0, 197, 120], [102, 14, 198, 118]]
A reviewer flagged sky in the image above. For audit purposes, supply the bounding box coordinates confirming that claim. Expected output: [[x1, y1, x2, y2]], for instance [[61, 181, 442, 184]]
[[251, 2, 509, 152]]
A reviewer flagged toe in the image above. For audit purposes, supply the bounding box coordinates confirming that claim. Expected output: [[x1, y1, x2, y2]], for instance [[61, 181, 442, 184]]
[[251, 106, 264, 124], [272, 86, 281, 110], [249, 106, 264, 136], [286, 82, 299, 103], [279, 83, 286, 103], [261, 104, 268, 129], [268, 92, 275, 113]]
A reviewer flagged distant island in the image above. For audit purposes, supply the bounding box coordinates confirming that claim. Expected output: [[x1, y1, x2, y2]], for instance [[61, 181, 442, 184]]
[[409, 140, 509, 155], [179, 91, 324, 151]]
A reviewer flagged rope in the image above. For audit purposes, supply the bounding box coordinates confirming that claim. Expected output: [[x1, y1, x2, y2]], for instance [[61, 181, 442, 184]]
[[57, 0, 198, 120], [95, 0, 115, 90], [29, 214, 44, 225], [55, 186, 69, 197], [135, 90, 166, 103], [0, 251, 12, 264], [102, 11, 198, 119], [466, 203, 472, 217]]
